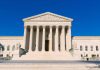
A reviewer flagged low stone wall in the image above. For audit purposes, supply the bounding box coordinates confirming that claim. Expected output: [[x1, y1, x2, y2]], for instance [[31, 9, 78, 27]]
[[0, 61, 99, 70]]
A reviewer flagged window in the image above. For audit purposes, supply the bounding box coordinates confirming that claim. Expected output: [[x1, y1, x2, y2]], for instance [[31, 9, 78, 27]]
[[12, 45, 15, 51], [7, 45, 10, 51], [85, 46, 88, 51], [80, 45, 82, 51], [96, 46, 99, 51], [97, 54, 99, 57], [19, 44, 21, 48], [12, 54, 13, 57], [86, 54, 88, 57], [6, 54, 9, 57], [91, 46, 93, 51], [0, 54, 3, 57], [81, 54, 83, 57], [0, 48, 1, 53], [92, 54, 96, 58]]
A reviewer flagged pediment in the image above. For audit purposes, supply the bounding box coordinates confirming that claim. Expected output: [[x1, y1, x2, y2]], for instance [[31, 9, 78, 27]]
[[23, 12, 73, 22]]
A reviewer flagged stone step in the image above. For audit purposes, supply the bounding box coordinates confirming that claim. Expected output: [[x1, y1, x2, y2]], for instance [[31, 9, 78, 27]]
[[15, 52, 75, 60]]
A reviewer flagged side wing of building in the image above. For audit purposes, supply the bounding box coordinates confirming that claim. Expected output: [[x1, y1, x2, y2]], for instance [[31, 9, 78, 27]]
[[72, 36, 100, 60], [0, 36, 24, 59]]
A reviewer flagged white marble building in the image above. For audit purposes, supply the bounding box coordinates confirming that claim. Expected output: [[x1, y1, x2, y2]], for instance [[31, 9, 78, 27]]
[[0, 12, 100, 61]]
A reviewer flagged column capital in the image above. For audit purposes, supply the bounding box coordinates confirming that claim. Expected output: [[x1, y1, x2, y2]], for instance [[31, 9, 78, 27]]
[[62, 26, 65, 28], [30, 26, 33, 28], [37, 26, 39, 28], [56, 26, 59, 28], [49, 26, 52, 28], [24, 26, 27, 28]]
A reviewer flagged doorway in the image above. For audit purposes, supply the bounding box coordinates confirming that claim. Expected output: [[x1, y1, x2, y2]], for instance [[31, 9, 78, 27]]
[[45, 40, 49, 51]]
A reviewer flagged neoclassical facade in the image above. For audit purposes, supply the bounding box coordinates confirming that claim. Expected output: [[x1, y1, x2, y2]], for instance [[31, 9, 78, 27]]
[[23, 12, 72, 52], [0, 12, 100, 61], [19, 12, 73, 60]]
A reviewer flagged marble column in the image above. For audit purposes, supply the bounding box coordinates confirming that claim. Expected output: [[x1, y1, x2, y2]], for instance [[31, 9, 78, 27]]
[[49, 26, 52, 51], [29, 26, 33, 52], [24, 26, 27, 49], [66, 26, 71, 51], [55, 26, 59, 51], [61, 26, 65, 51], [42, 26, 45, 51], [36, 26, 39, 51]]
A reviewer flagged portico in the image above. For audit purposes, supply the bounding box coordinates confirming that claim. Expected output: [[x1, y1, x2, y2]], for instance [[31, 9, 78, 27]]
[[21, 12, 73, 60], [24, 25, 71, 52]]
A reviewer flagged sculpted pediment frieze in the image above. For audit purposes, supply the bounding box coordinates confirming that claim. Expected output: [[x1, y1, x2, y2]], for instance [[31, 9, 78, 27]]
[[23, 12, 73, 22]]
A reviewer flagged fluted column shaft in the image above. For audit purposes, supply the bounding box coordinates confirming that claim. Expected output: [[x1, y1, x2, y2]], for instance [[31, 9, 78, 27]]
[[36, 26, 39, 51], [55, 26, 59, 51], [49, 26, 52, 51], [24, 26, 27, 49], [61, 26, 65, 51], [42, 26, 45, 51], [66, 26, 71, 51], [29, 26, 33, 52]]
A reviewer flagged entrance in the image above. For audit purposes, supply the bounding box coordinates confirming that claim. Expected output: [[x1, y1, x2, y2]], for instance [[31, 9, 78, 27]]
[[45, 40, 49, 51]]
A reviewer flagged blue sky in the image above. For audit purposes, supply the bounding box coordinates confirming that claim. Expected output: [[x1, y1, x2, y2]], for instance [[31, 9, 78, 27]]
[[0, 0, 100, 36]]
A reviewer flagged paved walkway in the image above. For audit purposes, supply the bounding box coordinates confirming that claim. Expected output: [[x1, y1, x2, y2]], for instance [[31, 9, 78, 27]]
[[0, 60, 100, 64], [0, 60, 99, 70]]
